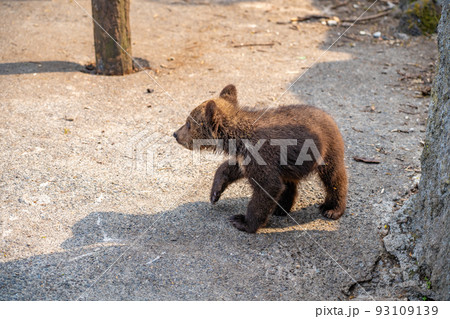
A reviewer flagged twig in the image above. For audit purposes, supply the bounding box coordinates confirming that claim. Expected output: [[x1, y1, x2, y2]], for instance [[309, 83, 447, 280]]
[[352, 127, 364, 133], [331, 1, 349, 10], [391, 129, 410, 133], [277, 15, 330, 24], [146, 256, 161, 265], [160, 64, 175, 69], [277, 9, 391, 26], [399, 109, 419, 115], [233, 42, 276, 48], [343, 34, 359, 41], [341, 10, 391, 23], [353, 156, 381, 164], [292, 14, 330, 22]]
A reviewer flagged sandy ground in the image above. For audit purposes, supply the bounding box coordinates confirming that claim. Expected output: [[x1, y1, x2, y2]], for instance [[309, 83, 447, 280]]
[[0, 0, 437, 300]]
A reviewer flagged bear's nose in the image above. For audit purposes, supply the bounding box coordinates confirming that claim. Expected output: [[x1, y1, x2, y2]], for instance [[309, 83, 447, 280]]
[[173, 132, 178, 139]]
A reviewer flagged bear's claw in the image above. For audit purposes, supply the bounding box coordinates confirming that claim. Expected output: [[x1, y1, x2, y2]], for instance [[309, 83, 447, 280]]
[[210, 190, 221, 204], [320, 205, 344, 220]]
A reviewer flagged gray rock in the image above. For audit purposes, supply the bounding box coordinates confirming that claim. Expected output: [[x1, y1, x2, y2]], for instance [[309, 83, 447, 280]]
[[384, 3, 449, 301], [394, 32, 410, 40]]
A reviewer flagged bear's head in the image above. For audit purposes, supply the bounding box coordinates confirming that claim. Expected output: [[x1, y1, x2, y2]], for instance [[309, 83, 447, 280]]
[[173, 84, 238, 150]]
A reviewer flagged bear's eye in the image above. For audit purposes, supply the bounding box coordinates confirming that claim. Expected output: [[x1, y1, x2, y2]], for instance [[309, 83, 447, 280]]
[[186, 121, 191, 129]]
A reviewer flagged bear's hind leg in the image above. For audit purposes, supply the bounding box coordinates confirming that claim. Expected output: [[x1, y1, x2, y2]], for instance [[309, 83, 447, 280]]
[[317, 158, 348, 220], [230, 177, 284, 233], [273, 181, 298, 216]]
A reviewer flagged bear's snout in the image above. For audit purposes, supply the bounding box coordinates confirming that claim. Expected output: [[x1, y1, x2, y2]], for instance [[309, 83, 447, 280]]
[[173, 126, 188, 148]]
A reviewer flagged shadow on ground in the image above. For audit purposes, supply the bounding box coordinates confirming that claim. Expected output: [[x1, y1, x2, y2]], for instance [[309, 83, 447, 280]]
[[0, 57, 152, 75], [0, 61, 85, 75], [143, 0, 262, 5], [0, 198, 378, 300]]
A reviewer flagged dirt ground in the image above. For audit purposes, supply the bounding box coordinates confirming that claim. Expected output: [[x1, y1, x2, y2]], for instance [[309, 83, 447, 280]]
[[0, 0, 437, 300]]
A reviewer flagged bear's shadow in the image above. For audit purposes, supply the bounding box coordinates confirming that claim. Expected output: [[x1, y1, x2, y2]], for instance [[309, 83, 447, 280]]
[[1, 198, 339, 301], [62, 197, 329, 250]]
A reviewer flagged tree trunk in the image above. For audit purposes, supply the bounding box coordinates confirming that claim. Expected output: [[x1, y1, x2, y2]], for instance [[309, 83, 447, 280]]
[[91, 0, 133, 75]]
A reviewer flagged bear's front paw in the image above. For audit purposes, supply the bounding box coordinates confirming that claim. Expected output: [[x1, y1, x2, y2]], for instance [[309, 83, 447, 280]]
[[229, 214, 249, 232]]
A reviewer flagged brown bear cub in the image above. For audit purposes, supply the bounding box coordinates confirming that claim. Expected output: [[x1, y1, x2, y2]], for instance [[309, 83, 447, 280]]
[[173, 84, 347, 233]]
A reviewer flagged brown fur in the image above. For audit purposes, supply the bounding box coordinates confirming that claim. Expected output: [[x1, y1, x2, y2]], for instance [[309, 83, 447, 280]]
[[174, 84, 348, 233]]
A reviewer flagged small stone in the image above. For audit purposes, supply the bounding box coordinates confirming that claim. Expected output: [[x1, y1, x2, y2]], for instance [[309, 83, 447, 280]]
[[327, 20, 338, 26], [412, 174, 421, 187], [386, 1, 395, 9], [331, 16, 340, 23], [373, 31, 381, 38], [394, 32, 410, 41], [359, 31, 366, 35]]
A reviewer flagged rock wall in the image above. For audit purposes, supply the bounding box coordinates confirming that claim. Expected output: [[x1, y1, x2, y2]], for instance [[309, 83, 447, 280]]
[[385, 2, 449, 300]]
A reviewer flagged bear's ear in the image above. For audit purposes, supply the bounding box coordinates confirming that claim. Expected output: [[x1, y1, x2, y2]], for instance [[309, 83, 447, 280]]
[[205, 100, 217, 124], [219, 84, 237, 105]]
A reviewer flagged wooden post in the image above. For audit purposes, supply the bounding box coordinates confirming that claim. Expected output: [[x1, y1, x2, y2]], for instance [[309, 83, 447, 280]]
[[91, 0, 133, 75]]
